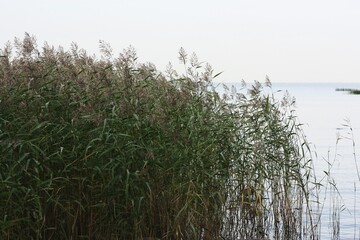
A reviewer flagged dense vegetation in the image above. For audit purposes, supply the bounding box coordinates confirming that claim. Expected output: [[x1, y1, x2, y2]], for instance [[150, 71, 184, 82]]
[[0, 34, 318, 239]]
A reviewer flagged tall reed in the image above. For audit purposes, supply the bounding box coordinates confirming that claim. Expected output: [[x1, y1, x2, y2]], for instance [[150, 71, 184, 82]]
[[0, 33, 318, 239]]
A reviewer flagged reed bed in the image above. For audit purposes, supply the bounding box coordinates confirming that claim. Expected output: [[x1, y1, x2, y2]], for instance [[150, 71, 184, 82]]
[[0, 34, 319, 239]]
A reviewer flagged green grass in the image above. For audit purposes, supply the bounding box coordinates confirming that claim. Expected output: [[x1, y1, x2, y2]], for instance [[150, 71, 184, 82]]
[[0, 33, 319, 239]]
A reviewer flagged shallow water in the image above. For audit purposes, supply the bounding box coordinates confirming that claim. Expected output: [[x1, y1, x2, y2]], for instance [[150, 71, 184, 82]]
[[218, 81, 360, 238], [262, 82, 360, 239]]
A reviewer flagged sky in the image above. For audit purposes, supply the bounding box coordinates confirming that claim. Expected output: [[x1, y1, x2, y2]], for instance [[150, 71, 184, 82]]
[[2, 0, 360, 83]]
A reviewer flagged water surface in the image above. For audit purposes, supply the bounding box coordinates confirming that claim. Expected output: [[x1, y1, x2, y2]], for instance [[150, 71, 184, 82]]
[[269, 82, 360, 239], [219, 82, 360, 238]]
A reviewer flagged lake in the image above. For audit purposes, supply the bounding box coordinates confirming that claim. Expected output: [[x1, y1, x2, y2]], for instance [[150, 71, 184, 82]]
[[250, 82, 360, 239]]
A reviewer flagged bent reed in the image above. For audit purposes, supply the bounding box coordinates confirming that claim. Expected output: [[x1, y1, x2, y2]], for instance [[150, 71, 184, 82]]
[[0, 34, 319, 239]]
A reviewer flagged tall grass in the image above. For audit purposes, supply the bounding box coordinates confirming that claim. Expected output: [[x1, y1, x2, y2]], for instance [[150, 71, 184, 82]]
[[0, 33, 318, 239]]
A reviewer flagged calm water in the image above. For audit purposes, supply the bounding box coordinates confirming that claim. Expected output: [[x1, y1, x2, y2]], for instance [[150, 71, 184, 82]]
[[271, 82, 360, 239], [220, 82, 360, 238]]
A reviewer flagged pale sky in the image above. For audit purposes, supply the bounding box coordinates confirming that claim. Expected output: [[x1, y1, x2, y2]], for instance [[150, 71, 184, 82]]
[[2, 0, 360, 83]]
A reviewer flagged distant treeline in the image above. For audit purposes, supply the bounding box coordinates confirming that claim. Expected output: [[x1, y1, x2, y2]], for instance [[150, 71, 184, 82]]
[[336, 88, 360, 94]]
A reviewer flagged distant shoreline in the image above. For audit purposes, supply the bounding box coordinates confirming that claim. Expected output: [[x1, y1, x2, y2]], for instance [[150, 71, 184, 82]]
[[336, 88, 360, 95]]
